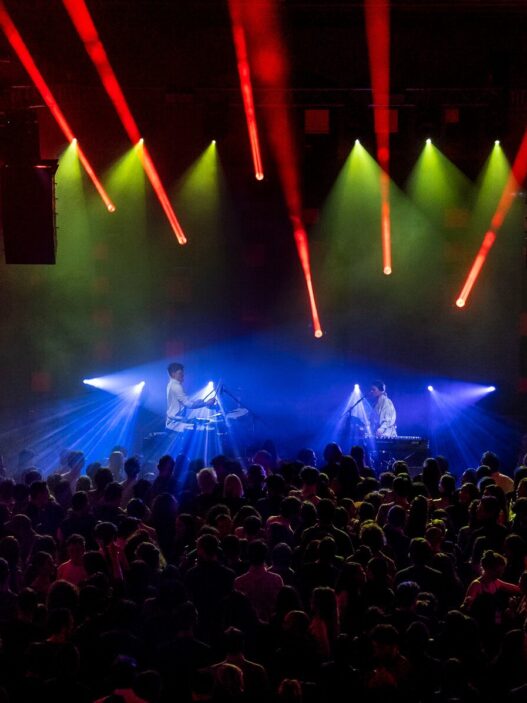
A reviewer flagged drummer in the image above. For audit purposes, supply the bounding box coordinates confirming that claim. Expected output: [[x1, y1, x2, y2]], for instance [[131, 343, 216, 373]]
[[166, 363, 214, 433]]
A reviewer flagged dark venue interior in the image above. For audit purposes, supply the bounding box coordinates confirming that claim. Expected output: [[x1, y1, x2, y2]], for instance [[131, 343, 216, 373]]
[[0, 1, 527, 702]]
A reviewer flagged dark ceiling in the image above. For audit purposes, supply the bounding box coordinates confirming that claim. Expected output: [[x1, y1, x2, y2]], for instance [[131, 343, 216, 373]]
[[0, 0, 525, 175], [2, 0, 527, 92]]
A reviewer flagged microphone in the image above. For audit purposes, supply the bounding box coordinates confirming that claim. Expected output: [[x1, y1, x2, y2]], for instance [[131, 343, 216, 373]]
[[346, 395, 367, 414], [351, 396, 367, 407]]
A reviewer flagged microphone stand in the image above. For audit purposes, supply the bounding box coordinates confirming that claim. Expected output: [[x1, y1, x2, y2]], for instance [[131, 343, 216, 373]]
[[341, 396, 366, 418], [220, 384, 241, 406], [220, 384, 268, 431], [340, 396, 369, 446], [202, 382, 221, 402]]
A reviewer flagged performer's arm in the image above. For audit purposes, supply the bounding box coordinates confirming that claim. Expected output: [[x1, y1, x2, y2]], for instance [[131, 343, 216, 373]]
[[377, 399, 396, 436], [172, 384, 207, 409]]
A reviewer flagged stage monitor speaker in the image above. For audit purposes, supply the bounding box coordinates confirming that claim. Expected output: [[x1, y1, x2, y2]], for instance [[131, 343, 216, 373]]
[[1, 161, 58, 264]]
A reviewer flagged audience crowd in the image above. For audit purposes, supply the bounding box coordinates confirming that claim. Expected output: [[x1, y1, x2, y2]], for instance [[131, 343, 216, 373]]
[[0, 442, 526, 702]]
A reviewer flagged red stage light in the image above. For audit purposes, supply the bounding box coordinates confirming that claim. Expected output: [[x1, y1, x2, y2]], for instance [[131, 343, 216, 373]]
[[365, 0, 392, 274], [455, 231, 496, 308], [62, 0, 140, 143], [76, 142, 116, 212], [0, 2, 115, 212], [228, 6, 265, 181], [380, 172, 392, 275], [293, 220, 323, 339], [137, 141, 187, 245], [62, 0, 187, 244], [233, 0, 323, 337], [378, 146, 389, 165], [456, 126, 527, 307]]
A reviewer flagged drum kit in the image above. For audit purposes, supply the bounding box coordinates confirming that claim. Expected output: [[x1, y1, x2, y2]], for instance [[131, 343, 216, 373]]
[[184, 381, 252, 433], [184, 406, 250, 432]]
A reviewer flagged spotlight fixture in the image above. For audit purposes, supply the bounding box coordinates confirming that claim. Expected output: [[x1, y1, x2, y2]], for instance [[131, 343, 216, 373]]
[[426, 138, 432, 145], [62, 0, 187, 241], [83, 378, 103, 388], [427, 385, 434, 392]]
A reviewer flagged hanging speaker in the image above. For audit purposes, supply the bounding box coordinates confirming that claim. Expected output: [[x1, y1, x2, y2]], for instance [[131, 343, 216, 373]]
[[1, 161, 58, 264]]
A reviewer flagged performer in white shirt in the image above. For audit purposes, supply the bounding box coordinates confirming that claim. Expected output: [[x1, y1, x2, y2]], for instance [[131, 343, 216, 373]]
[[369, 380, 397, 438], [166, 362, 212, 432]]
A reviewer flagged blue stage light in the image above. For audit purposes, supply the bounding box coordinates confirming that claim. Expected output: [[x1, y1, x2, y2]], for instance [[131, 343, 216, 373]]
[[133, 381, 146, 394], [83, 378, 104, 388]]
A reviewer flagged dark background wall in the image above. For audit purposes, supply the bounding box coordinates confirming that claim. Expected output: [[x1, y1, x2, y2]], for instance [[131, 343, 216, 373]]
[[0, 0, 526, 432]]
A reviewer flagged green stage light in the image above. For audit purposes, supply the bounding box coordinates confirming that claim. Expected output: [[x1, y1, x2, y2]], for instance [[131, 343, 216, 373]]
[[407, 141, 473, 229], [107, 145, 146, 197], [318, 142, 384, 294], [104, 146, 148, 255], [471, 141, 511, 232], [175, 142, 223, 218], [316, 139, 444, 317], [54, 140, 93, 276], [172, 143, 230, 291]]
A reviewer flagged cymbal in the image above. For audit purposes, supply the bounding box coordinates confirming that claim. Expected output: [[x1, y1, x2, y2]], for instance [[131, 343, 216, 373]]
[[226, 408, 249, 419]]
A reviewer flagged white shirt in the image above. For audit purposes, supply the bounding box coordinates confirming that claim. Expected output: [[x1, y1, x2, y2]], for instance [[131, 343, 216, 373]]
[[370, 393, 397, 438], [166, 378, 202, 431]]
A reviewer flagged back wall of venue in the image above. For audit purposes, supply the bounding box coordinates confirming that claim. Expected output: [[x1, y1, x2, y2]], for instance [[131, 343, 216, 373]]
[[0, 0, 526, 470]]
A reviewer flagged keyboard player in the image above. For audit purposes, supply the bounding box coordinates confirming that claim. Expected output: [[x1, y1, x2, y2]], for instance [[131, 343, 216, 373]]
[[369, 381, 397, 438]]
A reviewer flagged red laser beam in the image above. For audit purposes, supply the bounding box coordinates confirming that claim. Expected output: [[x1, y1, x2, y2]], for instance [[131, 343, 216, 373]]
[[455, 231, 496, 308], [238, 0, 323, 337], [136, 141, 187, 244], [61, 0, 187, 244], [228, 1, 264, 180], [380, 171, 392, 275], [456, 129, 527, 307], [365, 0, 392, 275], [292, 219, 323, 337], [0, 1, 115, 212]]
